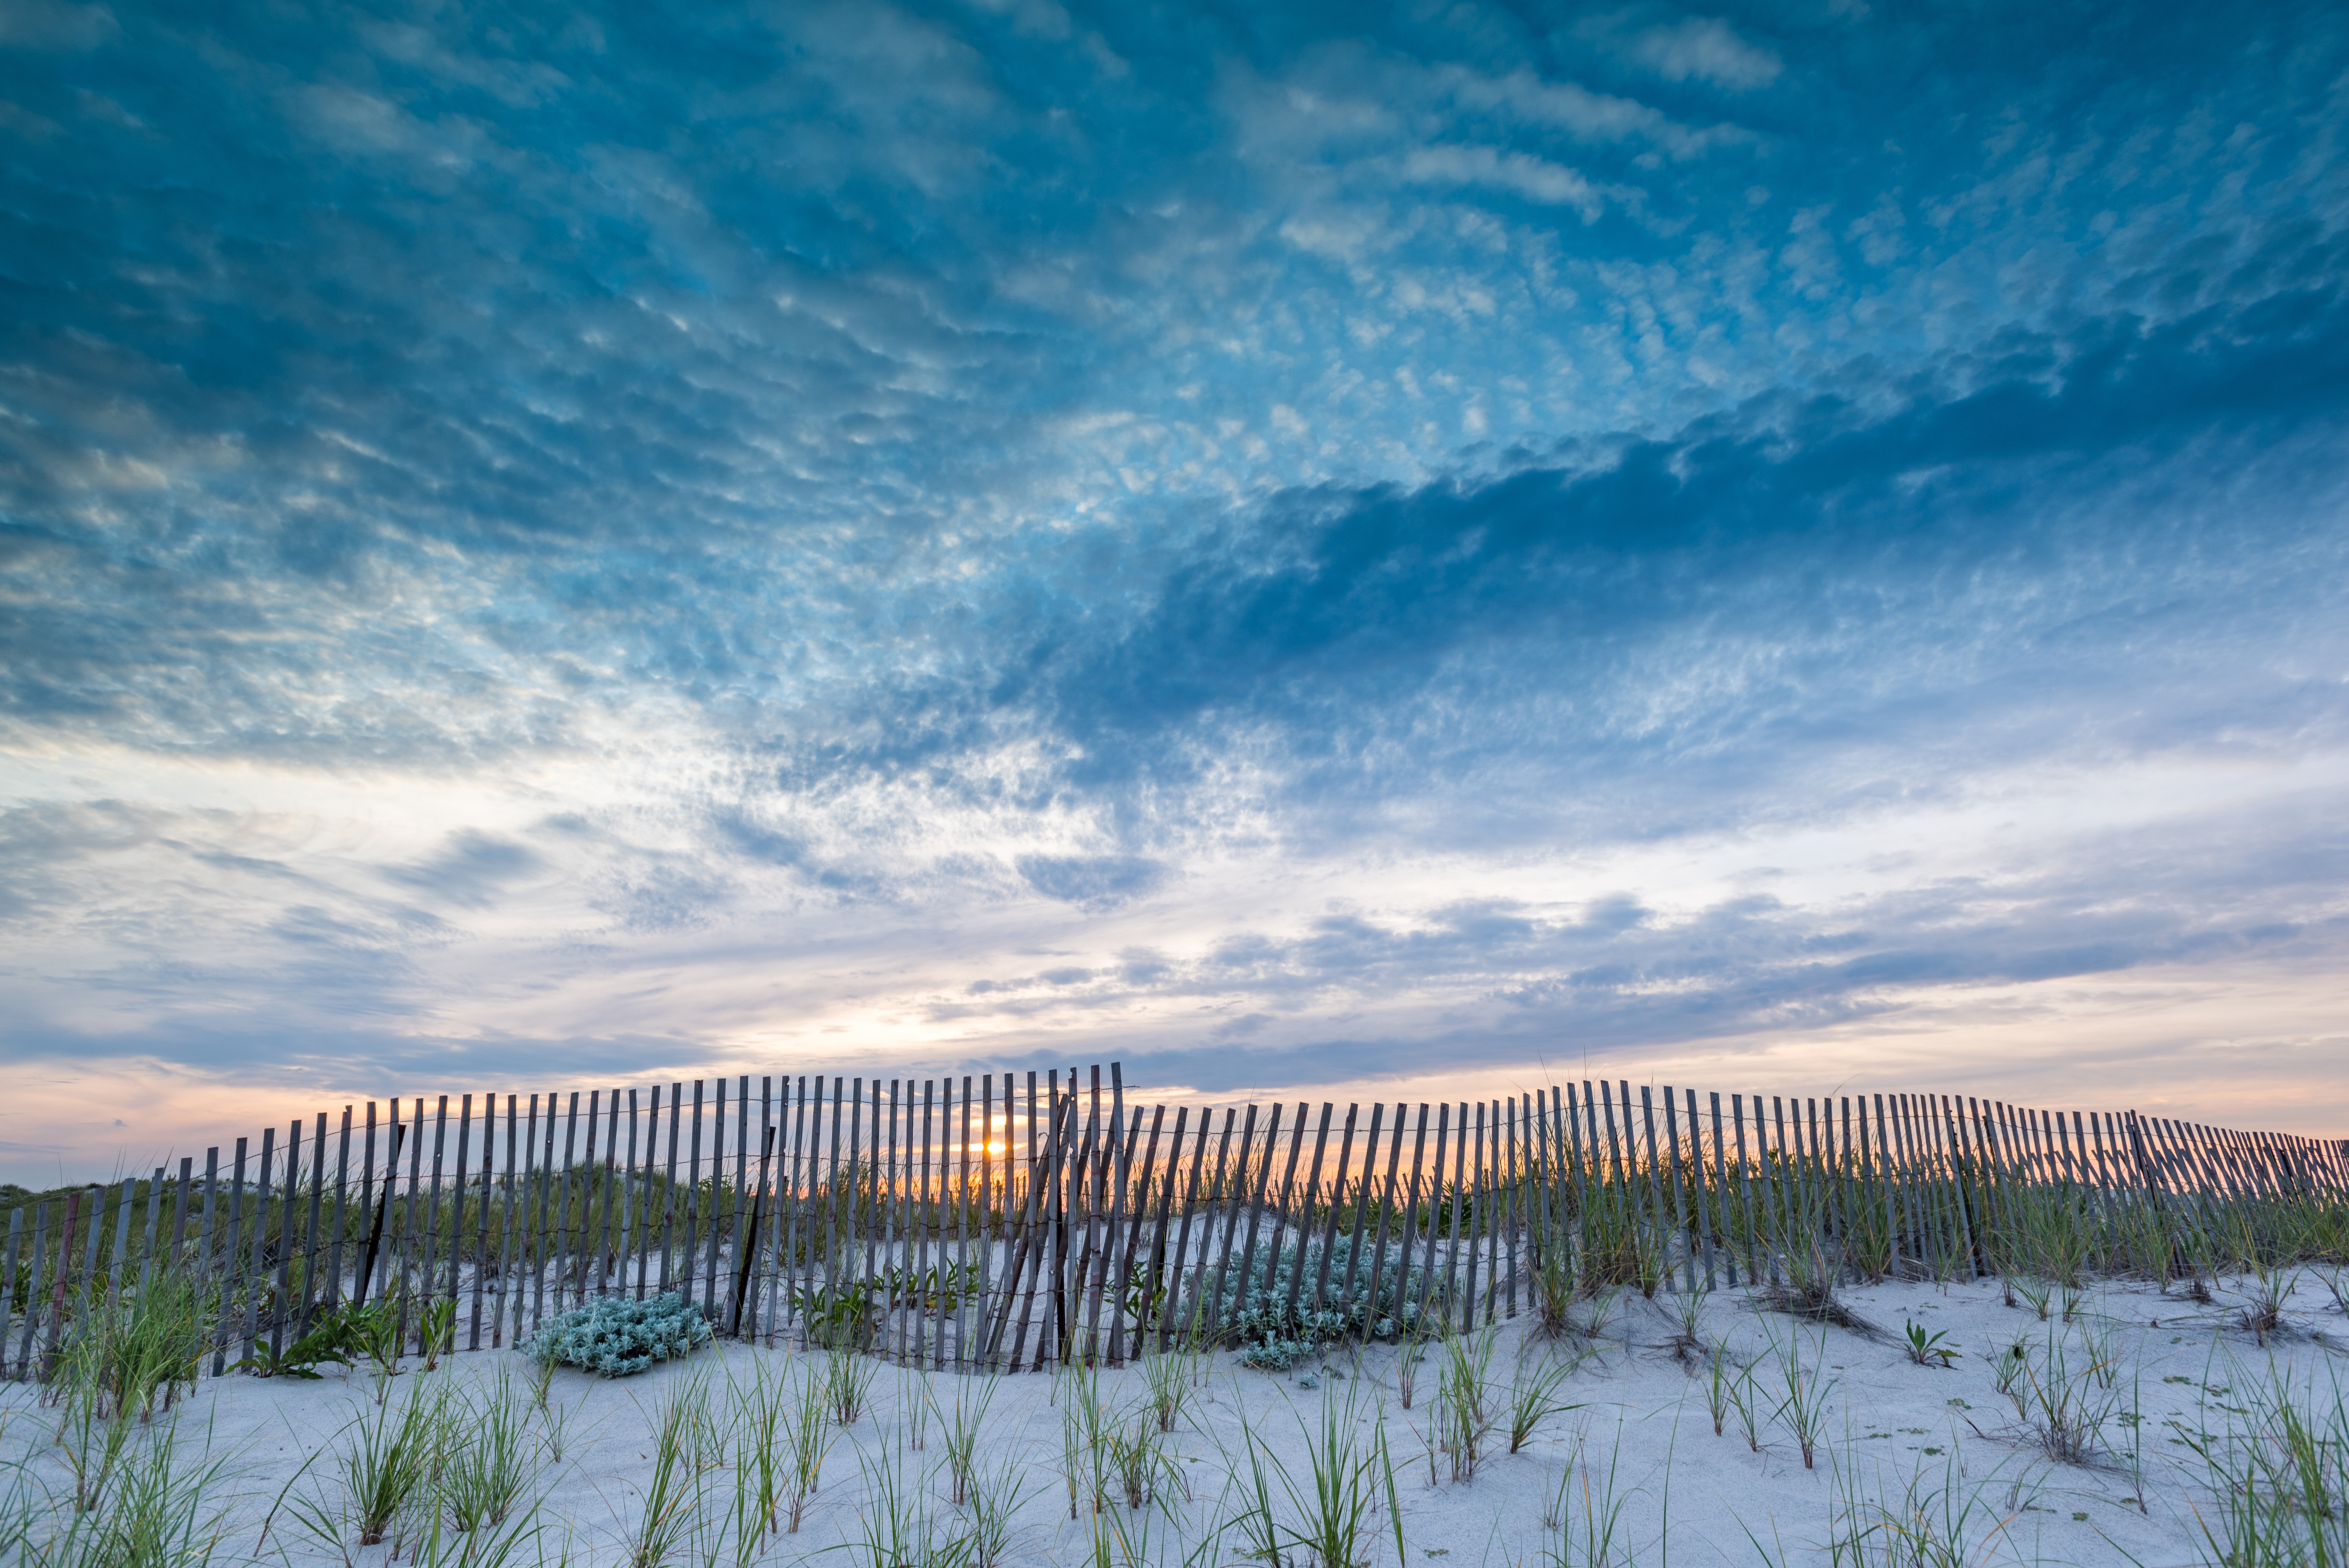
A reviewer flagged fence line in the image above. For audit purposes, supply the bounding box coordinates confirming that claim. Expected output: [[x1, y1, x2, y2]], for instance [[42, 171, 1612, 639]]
[[4, 1064, 2344, 1380]]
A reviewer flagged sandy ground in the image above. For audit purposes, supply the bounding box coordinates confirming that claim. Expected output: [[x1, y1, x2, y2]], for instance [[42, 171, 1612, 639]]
[[4, 1270, 2342, 1566]]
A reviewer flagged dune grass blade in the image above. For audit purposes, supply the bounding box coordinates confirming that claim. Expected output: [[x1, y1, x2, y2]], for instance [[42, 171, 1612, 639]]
[[943, 1373, 1000, 1505], [824, 1343, 877, 1426], [968, 1450, 1045, 1568], [1546, 1429, 1634, 1568], [1394, 1329, 1428, 1411], [849, 1443, 970, 1568], [444, 1368, 538, 1533], [345, 1381, 453, 1548], [780, 1357, 834, 1533], [1230, 1384, 1399, 1568], [1761, 1237, 1878, 1338], [404, 1498, 554, 1568], [17, 1424, 241, 1568], [1437, 1327, 1498, 1483], [2013, 1322, 2118, 1466], [1829, 1444, 2022, 1568], [1508, 1352, 1583, 1454], [627, 1371, 711, 1568], [1139, 1348, 1198, 1434], [722, 1357, 788, 1547], [1771, 1325, 1834, 1471], [1107, 1413, 1180, 1512], [59, 1269, 211, 1426], [2180, 1354, 2349, 1568]]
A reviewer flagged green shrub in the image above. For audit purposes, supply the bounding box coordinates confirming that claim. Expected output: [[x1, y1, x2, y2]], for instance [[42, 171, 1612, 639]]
[[516, 1293, 712, 1377]]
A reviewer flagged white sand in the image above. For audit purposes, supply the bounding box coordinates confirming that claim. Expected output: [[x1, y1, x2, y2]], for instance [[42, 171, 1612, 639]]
[[5, 1271, 2341, 1566]]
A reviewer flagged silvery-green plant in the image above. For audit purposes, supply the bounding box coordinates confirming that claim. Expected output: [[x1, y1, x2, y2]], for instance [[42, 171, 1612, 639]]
[[1214, 1234, 1434, 1353], [518, 1293, 711, 1378]]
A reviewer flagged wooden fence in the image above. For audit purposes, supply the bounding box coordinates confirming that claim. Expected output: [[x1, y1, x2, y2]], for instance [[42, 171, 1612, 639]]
[[4, 1064, 2344, 1381]]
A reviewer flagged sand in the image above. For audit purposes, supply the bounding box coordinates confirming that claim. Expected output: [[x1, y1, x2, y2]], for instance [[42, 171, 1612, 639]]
[[4, 1270, 2341, 1566]]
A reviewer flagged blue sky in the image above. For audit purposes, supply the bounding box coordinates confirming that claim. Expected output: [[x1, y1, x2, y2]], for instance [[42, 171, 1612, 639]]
[[4, 0, 2347, 1176]]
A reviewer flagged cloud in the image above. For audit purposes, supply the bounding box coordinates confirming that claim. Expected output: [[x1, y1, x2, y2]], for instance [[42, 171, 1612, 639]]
[[1629, 18, 1784, 89], [1015, 854, 1169, 910], [1395, 145, 1608, 218], [379, 831, 543, 910], [2, 0, 2348, 1172], [0, 1, 116, 50]]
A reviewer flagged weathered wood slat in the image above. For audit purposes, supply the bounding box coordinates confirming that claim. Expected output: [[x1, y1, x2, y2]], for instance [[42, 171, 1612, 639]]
[[1141, 1104, 1188, 1354], [1659, 1088, 1692, 1294], [956, 1076, 978, 1368], [1285, 1102, 1334, 1329], [1232, 1102, 1284, 1345], [1111, 1100, 1165, 1365], [17, 1201, 46, 1377], [1437, 1103, 1456, 1324], [527, 1093, 552, 1331], [975, 1074, 996, 1363], [420, 1097, 447, 1347], [1361, 1104, 1406, 1338], [991, 1074, 1043, 1367], [0, 1206, 20, 1379], [217, 1139, 246, 1376], [1709, 1091, 1736, 1287], [1684, 1089, 1716, 1290], [1199, 1103, 1249, 1344], [1337, 1103, 1381, 1313]]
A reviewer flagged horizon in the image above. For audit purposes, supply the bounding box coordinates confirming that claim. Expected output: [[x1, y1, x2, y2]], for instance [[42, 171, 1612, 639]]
[[5, 0, 2348, 1186]]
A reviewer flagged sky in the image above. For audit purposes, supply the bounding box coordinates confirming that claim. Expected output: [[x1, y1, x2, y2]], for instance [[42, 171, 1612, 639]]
[[3, 0, 2347, 1182]]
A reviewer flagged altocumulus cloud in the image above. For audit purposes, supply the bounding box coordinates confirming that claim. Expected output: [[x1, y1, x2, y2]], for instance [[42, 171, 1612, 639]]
[[1, 0, 2347, 1171]]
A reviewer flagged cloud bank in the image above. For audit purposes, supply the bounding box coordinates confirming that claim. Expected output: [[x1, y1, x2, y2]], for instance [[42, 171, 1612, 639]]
[[2, 0, 2347, 1175]]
